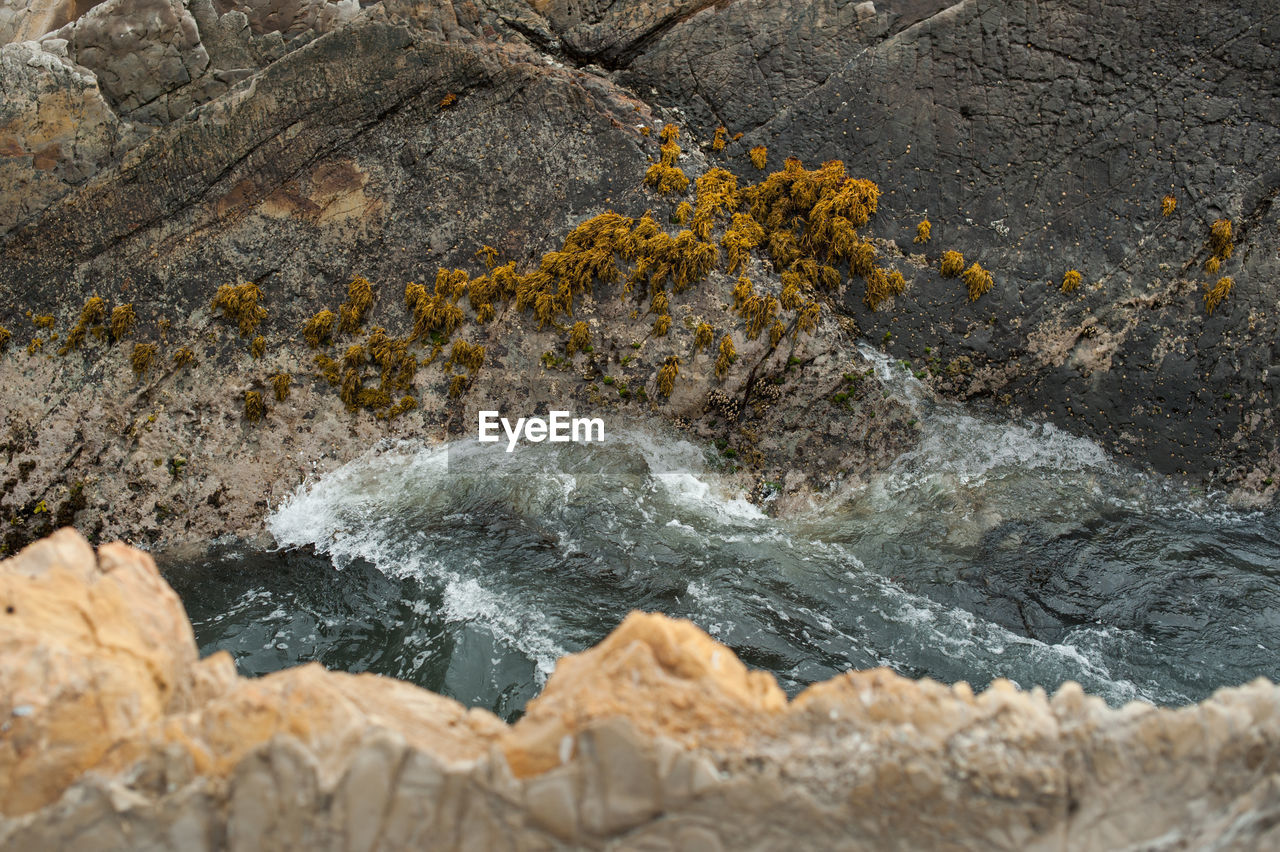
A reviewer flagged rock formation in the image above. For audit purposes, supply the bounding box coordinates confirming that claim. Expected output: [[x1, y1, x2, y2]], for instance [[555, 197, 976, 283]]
[[0, 1, 1275, 543], [3, 529, 1280, 849]]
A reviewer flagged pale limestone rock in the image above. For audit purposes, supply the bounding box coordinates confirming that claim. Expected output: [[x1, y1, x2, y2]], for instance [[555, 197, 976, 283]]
[[211, 0, 358, 38], [3, 531, 1280, 849], [0, 0, 90, 45], [0, 38, 128, 234], [47, 0, 214, 124], [504, 611, 788, 776]]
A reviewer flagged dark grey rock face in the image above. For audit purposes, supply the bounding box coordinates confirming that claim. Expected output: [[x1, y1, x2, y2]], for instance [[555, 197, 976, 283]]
[[618, 0, 1280, 488]]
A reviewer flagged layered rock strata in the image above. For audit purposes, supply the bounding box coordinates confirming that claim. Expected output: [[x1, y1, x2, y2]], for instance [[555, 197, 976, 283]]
[[0, 0, 1276, 554]]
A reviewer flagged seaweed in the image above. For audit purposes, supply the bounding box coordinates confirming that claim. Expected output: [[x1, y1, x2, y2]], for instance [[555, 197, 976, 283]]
[[568, 321, 591, 355], [302, 309, 336, 348], [657, 356, 680, 398], [1204, 276, 1234, 315], [244, 390, 266, 423], [338, 275, 375, 333], [130, 343, 157, 378], [1209, 219, 1233, 259], [715, 335, 736, 380], [110, 304, 137, 341], [962, 262, 994, 301], [270, 373, 291, 402], [211, 283, 266, 337], [694, 322, 714, 352], [939, 250, 965, 278]]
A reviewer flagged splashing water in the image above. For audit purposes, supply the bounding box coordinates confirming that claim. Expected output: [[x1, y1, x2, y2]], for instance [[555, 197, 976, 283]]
[[162, 358, 1280, 720]]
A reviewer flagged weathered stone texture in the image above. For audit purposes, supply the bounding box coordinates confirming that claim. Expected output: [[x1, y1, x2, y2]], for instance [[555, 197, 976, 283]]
[[3, 531, 1280, 849], [0, 0, 1275, 543]]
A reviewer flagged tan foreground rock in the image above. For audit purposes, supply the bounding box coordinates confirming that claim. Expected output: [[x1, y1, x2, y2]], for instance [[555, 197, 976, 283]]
[[3, 529, 1280, 849]]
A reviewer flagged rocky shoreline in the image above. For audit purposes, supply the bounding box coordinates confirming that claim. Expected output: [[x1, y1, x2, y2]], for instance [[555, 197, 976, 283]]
[[3, 529, 1280, 849], [1, 0, 1277, 553]]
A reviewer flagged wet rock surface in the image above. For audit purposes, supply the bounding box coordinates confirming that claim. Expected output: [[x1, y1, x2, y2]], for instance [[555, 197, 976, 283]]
[[0, 0, 1275, 550], [620, 0, 1280, 488], [4, 530, 1280, 849]]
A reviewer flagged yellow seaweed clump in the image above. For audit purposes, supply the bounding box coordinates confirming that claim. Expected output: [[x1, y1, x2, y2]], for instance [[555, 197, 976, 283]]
[[567, 321, 591, 355], [446, 339, 486, 373], [1209, 219, 1233, 259], [303, 309, 336, 348], [338, 275, 375, 333], [211, 283, 266, 337], [130, 343, 157, 379], [1061, 269, 1082, 293], [914, 220, 931, 243], [749, 146, 767, 169], [657, 356, 680, 398], [722, 213, 766, 274], [110, 304, 137, 341], [940, 250, 965, 278], [244, 390, 266, 423], [61, 295, 106, 354], [1204, 276, 1234, 315], [1161, 195, 1177, 216], [962, 262, 994, 302], [694, 322, 714, 352], [715, 335, 736, 380], [270, 373, 291, 402]]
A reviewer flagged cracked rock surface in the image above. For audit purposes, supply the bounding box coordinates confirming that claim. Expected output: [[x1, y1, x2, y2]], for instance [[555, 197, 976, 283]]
[[0, 0, 1275, 551]]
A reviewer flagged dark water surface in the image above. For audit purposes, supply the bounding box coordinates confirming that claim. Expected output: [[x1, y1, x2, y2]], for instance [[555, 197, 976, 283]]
[[160, 355, 1280, 722]]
